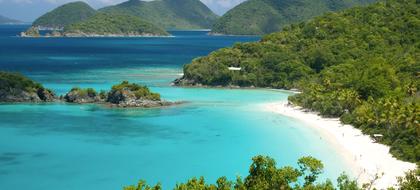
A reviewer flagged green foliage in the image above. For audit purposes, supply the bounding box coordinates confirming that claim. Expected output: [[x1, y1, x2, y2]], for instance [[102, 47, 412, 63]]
[[211, 0, 376, 35], [100, 0, 219, 30], [64, 12, 169, 36], [396, 169, 420, 189], [111, 81, 161, 101], [125, 155, 367, 190], [0, 71, 43, 93], [181, 0, 420, 163], [123, 180, 161, 190], [298, 156, 324, 186], [69, 87, 97, 98], [32, 1, 96, 28]]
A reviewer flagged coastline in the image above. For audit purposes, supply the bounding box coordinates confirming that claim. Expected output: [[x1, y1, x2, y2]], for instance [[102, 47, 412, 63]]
[[262, 101, 416, 189]]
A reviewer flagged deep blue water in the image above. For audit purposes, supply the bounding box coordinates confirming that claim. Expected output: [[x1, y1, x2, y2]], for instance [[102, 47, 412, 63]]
[[0, 25, 351, 190]]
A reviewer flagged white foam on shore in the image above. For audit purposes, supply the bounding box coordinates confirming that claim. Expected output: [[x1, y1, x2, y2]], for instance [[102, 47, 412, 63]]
[[261, 101, 416, 189]]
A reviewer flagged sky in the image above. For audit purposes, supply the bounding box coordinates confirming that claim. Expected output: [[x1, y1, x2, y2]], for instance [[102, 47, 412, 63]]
[[0, 0, 246, 22]]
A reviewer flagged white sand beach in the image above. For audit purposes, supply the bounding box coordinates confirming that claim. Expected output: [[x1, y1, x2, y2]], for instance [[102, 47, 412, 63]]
[[262, 101, 416, 189]]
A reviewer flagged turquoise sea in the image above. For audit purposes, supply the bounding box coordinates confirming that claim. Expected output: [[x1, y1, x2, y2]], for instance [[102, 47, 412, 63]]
[[0, 25, 351, 190]]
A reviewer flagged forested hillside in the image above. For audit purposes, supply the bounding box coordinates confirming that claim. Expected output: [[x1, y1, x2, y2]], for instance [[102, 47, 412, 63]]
[[100, 0, 219, 30], [211, 0, 376, 35], [176, 0, 420, 163], [63, 13, 169, 36], [32, 1, 96, 28]]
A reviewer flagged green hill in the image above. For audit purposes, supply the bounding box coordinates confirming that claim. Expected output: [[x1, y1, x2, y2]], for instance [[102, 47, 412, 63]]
[[0, 15, 22, 24], [63, 13, 169, 37], [176, 0, 420, 163], [100, 0, 219, 30], [211, 0, 376, 35], [32, 1, 96, 28]]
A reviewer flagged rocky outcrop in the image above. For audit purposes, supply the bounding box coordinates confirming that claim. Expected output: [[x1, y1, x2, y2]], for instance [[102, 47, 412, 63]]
[[20, 26, 41, 37], [63, 88, 102, 103], [63, 82, 181, 108], [172, 77, 198, 86], [106, 87, 176, 108], [0, 88, 56, 102], [0, 71, 56, 102], [37, 88, 56, 101]]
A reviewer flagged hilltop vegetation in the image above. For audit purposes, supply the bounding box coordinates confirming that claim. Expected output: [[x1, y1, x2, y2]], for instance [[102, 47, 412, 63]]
[[32, 1, 96, 28], [211, 0, 376, 35], [63, 13, 169, 36], [100, 0, 219, 29], [176, 0, 420, 163]]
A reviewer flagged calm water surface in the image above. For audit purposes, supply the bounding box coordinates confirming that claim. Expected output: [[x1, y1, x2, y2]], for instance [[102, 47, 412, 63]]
[[0, 25, 351, 190]]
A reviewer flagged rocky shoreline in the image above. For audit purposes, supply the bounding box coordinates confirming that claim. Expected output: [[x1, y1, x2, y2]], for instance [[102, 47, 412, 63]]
[[1, 87, 181, 108], [62, 86, 182, 108], [0, 72, 181, 108], [0, 88, 56, 103], [20, 27, 171, 38]]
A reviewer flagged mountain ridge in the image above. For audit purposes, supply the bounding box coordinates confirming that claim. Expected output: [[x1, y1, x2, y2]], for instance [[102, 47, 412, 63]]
[[211, 0, 377, 35], [0, 15, 23, 24], [100, 0, 219, 30]]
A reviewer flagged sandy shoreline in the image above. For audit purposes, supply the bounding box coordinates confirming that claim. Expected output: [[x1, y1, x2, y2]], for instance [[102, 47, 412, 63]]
[[262, 101, 416, 189]]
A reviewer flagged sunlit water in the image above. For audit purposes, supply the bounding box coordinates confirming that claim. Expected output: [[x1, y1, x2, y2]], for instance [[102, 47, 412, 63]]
[[0, 25, 351, 190]]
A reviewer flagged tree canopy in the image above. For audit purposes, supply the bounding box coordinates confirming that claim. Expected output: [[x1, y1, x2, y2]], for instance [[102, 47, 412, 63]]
[[32, 1, 96, 28], [123, 155, 419, 190], [100, 0, 219, 30], [63, 12, 169, 36]]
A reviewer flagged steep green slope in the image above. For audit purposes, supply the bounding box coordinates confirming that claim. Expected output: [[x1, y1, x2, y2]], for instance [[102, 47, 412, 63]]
[[211, 0, 376, 35], [63, 13, 169, 36], [0, 15, 22, 24], [32, 1, 96, 28], [100, 0, 219, 30], [177, 0, 420, 163]]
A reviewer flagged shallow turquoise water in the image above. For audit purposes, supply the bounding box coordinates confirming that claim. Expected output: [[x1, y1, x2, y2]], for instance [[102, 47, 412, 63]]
[[0, 26, 351, 190]]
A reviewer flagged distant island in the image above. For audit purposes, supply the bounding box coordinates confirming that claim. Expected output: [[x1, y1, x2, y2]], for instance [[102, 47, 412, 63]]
[[22, 0, 219, 37], [0, 72, 179, 108], [0, 15, 23, 24], [211, 0, 376, 35], [100, 0, 219, 30], [32, 1, 96, 30], [22, 12, 169, 37], [175, 0, 419, 165], [62, 13, 169, 37]]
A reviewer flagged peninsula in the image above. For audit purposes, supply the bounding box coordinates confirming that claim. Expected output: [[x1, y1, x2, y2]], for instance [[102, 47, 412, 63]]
[[175, 0, 419, 187]]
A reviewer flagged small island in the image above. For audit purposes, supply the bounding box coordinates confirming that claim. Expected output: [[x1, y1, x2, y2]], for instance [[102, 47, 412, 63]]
[[21, 13, 170, 37], [0, 72, 55, 102], [64, 81, 179, 107], [0, 72, 179, 108]]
